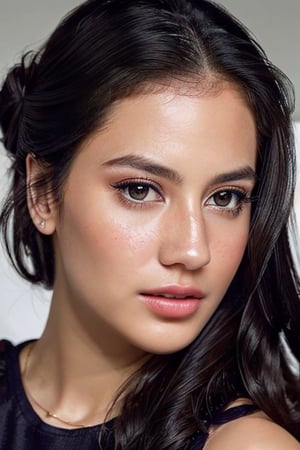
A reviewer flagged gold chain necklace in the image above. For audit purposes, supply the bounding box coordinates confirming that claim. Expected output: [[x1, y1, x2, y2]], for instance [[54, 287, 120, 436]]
[[22, 344, 90, 428]]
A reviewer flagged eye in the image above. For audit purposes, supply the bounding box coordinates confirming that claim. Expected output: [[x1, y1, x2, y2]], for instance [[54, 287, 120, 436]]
[[206, 188, 248, 212], [112, 179, 163, 204], [124, 183, 158, 202]]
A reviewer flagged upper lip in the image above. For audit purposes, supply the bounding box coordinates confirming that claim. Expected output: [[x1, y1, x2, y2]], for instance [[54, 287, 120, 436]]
[[140, 285, 204, 299]]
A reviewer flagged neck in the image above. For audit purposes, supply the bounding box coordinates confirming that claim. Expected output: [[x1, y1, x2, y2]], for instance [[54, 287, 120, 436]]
[[20, 294, 148, 428]]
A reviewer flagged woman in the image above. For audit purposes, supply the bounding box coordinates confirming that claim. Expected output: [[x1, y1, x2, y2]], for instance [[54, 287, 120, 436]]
[[0, 0, 299, 448]]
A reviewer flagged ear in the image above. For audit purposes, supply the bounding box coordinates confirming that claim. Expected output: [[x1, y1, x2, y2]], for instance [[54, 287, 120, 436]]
[[26, 153, 57, 235]]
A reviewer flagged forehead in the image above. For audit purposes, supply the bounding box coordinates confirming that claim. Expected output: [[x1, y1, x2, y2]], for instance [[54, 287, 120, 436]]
[[76, 83, 257, 181]]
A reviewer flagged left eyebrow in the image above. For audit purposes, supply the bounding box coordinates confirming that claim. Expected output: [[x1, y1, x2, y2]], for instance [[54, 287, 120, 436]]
[[103, 154, 183, 184], [211, 167, 257, 185]]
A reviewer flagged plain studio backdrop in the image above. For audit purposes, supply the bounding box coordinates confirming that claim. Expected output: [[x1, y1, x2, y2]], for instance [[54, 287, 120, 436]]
[[0, 0, 299, 343]]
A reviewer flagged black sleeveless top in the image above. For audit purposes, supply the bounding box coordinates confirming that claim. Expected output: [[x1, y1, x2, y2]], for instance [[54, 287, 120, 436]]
[[0, 340, 258, 450]]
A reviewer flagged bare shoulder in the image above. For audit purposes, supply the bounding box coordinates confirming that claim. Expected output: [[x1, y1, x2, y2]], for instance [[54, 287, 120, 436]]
[[203, 411, 300, 450]]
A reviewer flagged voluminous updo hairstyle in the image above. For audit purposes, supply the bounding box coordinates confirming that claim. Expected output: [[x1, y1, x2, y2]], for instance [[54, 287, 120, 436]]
[[1, 0, 299, 446]]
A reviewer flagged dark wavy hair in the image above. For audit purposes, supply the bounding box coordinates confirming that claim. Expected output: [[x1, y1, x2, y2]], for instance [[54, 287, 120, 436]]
[[0, 0, 299, 447]]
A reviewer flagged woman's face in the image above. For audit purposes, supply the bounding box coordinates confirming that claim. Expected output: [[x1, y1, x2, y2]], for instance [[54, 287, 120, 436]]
[[51, 84, 257, 355]]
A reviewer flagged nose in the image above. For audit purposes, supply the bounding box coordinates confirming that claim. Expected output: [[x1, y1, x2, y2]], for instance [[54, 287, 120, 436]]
[[158, 204, 211, 271]]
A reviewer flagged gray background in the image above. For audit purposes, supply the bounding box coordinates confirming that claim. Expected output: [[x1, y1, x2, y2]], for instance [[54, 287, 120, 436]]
[[0, 1, 299, 343]]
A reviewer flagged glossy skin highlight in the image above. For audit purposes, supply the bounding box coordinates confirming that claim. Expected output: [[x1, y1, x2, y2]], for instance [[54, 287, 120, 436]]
[[46, 85, 257, 357]]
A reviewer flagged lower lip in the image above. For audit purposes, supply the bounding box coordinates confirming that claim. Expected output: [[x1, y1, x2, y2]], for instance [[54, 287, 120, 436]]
[[140, 295, 201, 319]]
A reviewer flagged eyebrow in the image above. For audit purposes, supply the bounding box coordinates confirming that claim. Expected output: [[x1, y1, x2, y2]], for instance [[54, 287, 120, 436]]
[[103, 154, 257, 185], [211, 167, 257, 184], [103, 154, 183, 184]]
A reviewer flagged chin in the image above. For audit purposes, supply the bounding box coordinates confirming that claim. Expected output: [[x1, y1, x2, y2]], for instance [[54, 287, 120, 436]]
[[136, 333, 198, 355]]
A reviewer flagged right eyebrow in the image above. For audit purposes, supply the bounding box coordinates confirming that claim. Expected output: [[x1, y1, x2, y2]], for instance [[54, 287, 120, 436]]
[[103, 154, 183, 185]]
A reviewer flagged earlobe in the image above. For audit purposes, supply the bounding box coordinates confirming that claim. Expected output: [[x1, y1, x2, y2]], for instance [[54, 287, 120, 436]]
[[26, 153, 57, 235]]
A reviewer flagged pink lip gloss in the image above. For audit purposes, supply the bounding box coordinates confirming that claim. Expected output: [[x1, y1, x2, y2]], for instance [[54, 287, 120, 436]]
[[140, 294, 201, 319]]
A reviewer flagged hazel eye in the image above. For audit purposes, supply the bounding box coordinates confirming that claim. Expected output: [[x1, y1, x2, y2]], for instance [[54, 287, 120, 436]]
[[125, 183, 156, 201], [206, 189, 246, 210], [213, 191, 238, 207], [112, 180, 163, 204]]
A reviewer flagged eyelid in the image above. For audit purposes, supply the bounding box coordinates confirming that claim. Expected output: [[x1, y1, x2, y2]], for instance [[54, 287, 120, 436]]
[[111, 177, 165, 207], [206, 185, 253, 201], [111, 177, 163, 193], [204, 185, 257, 217]]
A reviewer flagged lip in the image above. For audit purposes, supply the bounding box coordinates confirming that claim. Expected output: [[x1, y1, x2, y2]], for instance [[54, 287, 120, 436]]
[[139, 285, 204, 319], [141, 285, 204, 298]]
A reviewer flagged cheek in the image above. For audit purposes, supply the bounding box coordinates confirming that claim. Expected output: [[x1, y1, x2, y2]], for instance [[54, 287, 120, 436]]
[[210, 219, 250, 278], [63, 207, 159, 270], [219, 232, 248, 260], [106, 221, 154, 251]]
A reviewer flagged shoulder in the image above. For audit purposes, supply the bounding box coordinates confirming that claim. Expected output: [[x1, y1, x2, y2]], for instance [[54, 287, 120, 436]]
[[0, 340, 11, 401], [0, 340, 18, 386], [0, 340, 10, 377], [203, 411, 300, 450]]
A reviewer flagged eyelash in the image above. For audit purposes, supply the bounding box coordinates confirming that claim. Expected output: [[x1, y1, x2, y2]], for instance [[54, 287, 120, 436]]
[[111, 178, 163, 208], [111, 179, 255, 215], [206, 187, 255, 217]]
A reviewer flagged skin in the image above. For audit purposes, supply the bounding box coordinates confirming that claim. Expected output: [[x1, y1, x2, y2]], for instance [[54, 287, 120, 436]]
[[23, 84, 300, 448], [205, 408, 300, 449], [24, 83, 259, 428]]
